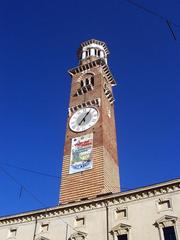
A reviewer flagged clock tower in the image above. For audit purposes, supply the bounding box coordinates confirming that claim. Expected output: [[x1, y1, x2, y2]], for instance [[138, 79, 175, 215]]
[[60, 39, 120, 204]]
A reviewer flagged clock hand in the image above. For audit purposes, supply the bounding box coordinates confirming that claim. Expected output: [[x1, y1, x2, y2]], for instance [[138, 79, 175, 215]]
[[78, 110, 91, 126]]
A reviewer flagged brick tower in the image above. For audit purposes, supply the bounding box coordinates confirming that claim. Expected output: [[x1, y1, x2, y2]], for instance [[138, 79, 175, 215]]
[[60, 39, 120, 204]]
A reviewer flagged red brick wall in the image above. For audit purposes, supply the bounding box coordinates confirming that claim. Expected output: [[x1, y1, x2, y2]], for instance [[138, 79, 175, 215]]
[[59, 65, 120, 204]]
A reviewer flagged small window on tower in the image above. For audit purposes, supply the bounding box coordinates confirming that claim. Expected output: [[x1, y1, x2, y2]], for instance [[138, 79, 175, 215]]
[[74, 74, 94, 97], [98, 49, 101, 57], [94, 49, 97, 56], [78, 89, 82, 95], [86, 78, 89, 85], [91, 77, 94, 86], [82, 86, 87, 94]]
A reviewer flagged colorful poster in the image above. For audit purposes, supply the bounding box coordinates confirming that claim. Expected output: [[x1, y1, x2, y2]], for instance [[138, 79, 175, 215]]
[[69, 133, 93, 174]]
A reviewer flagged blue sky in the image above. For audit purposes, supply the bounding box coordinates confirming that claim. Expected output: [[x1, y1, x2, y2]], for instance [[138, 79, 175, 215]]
[[0, 0, 180, 216]]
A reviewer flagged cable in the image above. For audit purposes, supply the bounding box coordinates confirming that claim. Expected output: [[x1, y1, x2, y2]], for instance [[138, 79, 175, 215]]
[[126, 0, 164, 20], [0, 162, 132, 192], [0, 163, 131, 190], [123, 0, 180, 40], [166, 20, 177, 40], [0, 166, 79, 234], [0, 162, 60, 179], [0, 164, 144, 235], [0, 166, 47, 208], [125, 0, 180, 28]]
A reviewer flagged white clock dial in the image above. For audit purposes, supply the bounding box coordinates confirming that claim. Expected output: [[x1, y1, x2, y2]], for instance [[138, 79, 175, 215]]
[[69, 107, 99, 132]]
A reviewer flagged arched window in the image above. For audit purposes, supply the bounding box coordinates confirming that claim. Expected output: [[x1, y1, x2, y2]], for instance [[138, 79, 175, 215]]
[[98, 49, 101, 57], [91, 77, 94, 86], [94, 48, 97, 56], [86, 78, 89, 85], [81, 73, 94, 87], [74, 73, 95, 97]]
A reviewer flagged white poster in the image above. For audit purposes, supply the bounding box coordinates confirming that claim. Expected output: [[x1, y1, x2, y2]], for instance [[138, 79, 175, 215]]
[[69, 133, 93, 174]]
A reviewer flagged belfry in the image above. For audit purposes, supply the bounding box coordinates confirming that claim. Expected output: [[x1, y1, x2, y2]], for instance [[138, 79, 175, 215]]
[[60, 39, 120, 204]]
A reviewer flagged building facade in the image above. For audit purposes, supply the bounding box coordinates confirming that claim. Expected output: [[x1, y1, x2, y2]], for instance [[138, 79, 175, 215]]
[[0, 179, 180, 240], [0, 40, 179, 240]]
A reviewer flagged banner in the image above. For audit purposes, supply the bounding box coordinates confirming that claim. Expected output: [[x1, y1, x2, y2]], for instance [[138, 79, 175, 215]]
[[69, 133, 93, 174]]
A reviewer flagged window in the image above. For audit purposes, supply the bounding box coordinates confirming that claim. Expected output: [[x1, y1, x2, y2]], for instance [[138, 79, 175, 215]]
[[111, 223, 131, 240], [154, 215, 178, 240], [163, 226, 177, 240], [91, 77, 94, 86], [117, 234, 128, 240], [158, 199, 171, 212], [9, 228, 17, 237], [41, 223, 49, 232], [75, 217, 85, 227], [115, 208, 127, 220], [74, 74, 94, 97], [86, 78, 89, 85]]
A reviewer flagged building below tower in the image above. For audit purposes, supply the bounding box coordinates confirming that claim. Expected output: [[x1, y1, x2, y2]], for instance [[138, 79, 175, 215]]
[[0, 179, 180, 240]]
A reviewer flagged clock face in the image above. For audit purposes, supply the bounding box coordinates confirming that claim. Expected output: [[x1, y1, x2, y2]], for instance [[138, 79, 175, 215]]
[[69, 107, 99, 132]]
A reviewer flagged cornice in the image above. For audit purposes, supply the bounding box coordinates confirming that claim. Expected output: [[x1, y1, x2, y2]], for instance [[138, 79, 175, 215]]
[[0, 179, 179, 226], [68, 98, 101, 116], [68, 58, 116, 86]]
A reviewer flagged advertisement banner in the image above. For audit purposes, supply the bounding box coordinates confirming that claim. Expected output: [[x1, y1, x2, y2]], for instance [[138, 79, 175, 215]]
[[69, 133, 93, 174]]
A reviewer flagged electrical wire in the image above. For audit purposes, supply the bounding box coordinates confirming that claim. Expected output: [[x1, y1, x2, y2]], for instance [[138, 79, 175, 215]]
[[0, 166, 47, 208], [125, 0, 180, 28], [0, 162, 133, 192], [0, 162, 60, 179], [0, 166, 79, 234], [0, 163, 139, 236], [0, 162, 132, 191], [0, 164, 124, 234], [166, 20, 177, 40], [126, 0, 164, 20], [124, 0, 180, 40]]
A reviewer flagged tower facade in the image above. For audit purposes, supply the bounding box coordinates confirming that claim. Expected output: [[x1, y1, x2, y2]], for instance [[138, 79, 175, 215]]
[[60, 39, 120, 204]]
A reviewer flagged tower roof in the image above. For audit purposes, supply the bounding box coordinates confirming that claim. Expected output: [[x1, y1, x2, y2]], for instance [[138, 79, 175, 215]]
[[78, 39, 110, 56]]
